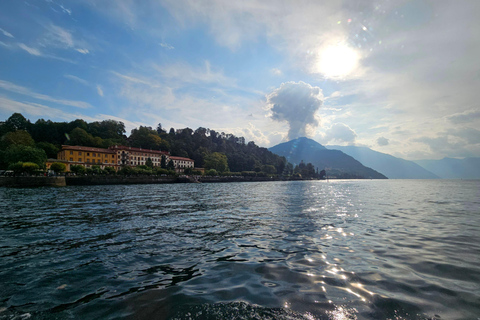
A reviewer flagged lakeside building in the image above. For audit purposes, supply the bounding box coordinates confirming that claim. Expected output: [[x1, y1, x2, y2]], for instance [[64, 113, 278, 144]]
[[57, 145, 118, 171], [169, 156, 195, 172], [108, 145, 169, 167], [56, 145, 195, 172]]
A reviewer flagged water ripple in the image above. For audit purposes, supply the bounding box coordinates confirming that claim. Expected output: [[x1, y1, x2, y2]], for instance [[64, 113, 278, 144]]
[[0, 180, 479, 319]]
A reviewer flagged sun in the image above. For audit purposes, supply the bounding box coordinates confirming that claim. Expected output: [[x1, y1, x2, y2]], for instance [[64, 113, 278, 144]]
[[316, 44, 359, 79]]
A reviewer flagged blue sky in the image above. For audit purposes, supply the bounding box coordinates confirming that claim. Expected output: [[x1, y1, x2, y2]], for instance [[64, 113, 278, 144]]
[[0, 0, 479, 160]]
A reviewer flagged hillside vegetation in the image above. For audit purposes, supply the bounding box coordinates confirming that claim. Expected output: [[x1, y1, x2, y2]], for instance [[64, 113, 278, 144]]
[[0, 113, 287, 175]]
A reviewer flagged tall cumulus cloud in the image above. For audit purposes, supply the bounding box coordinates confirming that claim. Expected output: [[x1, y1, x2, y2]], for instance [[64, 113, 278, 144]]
[[267, 81, 323, 140]]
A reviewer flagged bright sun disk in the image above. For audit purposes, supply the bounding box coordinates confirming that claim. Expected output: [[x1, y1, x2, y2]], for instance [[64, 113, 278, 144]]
[[317, 45, 359, 78]]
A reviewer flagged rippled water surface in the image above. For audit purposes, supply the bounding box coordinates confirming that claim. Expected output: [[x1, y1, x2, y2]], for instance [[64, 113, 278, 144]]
[[1, 180, 479, 319]]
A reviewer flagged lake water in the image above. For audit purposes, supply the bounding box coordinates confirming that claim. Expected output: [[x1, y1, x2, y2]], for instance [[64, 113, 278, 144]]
[[1, 180, 479, 319]]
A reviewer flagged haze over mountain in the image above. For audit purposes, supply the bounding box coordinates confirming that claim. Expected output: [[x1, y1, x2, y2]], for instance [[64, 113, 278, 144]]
[[414, 158, 480, 179], [269, 137, 386, 179], [327, 145, 439, 179]]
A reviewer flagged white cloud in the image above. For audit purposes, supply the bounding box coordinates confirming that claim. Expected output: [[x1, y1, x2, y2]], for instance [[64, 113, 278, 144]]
[[96, 85, 104, 97], [160, 42, 174, 49], [271, 68, 282, 76], [59, 4, 72, 15], [112, 71, 161, 87], [76, 48, 89, 54], [266, 81, 324, 140], [64, 74, 89, 86], [40, 24, 89, 54], [324, 123, 357, 145], [0, 96, 144, 136], [0, 28, 14, 38], [44, 24, 74, 48], [239, 122, 270, 146], [377, 136, 389, 146], [0, 97, 92, 121], [155, 60, 236, 87], [18, 43, 41, 56], [446, 109, 480, 124], [0, 79, 92, 109]]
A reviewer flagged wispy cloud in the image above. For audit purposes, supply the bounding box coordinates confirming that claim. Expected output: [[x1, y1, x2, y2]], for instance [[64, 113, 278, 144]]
[[40, 24, 90, 54], [75, 48, 89, 54], [160, 42, 174, 49], [111, 71, 161, 87], [96, 85, 104, 97], [64, 74, 89, 86], [0, 28, 14, 38], [446, 109, 480, 124], [271, 68, 282, 76], [18, 43, 41, 56], [0, 79, 93, 109], [59, 4, 72, 15], [15, 42, 76, 63], [155, 60, 236, 87], [0, 96, 143, 134]]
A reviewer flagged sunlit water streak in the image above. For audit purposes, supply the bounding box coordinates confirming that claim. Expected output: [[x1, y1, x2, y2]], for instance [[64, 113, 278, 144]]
[[0, 180, 479, 319]]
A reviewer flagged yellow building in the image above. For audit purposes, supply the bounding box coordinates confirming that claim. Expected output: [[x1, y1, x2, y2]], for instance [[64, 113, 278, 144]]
[[57, 145, 118, 171]]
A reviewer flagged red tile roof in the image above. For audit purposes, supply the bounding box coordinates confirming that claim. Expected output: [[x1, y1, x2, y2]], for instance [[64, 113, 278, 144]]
[[61, 145, 116, 154], [169, 156, 194, 161], [108, 145, 169, 155]]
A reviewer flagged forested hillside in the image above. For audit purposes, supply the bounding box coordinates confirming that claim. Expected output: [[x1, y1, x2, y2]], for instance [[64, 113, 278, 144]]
[[0, 113, 287, 174]]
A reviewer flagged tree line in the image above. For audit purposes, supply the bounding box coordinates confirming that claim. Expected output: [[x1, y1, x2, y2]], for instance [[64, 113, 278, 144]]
[[0, 113, 323, 178]]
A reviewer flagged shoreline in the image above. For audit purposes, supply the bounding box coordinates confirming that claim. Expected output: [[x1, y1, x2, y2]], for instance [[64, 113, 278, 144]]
[[0, 175, 325, 187]]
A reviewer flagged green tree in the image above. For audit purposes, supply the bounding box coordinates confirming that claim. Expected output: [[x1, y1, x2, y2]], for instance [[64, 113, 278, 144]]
[[204, 152, 229, 173], [5, 113, 30, 131], [50, 162, 66, 173], [104, 166, 116, 175], [145, 157, 153, 168], [0, 130, 35, 149], [119, 166, 135, 176], [129, 126, 169, 150], [154, 167, 169, 175], [4, 145, 47, 168], [88, 119, 126, 141], [206, 169, 218, 176], [36, 142, 59, 158], [8, 162, 39, 175], [91, 165, 102, 175], [68, 127, 101, 147], [167, 159, 175, 170], [70, 165, 86, 175], [262, 164, 277, 175], [160, 155, 167, 168]]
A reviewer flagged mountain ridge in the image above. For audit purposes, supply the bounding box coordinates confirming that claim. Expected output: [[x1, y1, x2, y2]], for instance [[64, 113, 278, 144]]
[[414, 157, 480, 179], [327, 145, 439, 179], [269, 137, 387, 179]]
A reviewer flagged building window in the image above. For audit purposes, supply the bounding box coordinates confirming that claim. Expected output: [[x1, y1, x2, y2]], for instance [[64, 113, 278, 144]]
[[70, 157, 73, 161], [87, 153, 90, 156], [70, 151, 73, 155], [93, 153, 96, 157], [79, 158, 82, 162], [79, 152, 82, 155]]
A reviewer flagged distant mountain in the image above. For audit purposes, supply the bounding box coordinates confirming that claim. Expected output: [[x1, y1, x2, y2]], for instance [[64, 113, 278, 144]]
[[327, 145, 439, 179], [414, 157, 480, 179], [269, 137, 387, 179]]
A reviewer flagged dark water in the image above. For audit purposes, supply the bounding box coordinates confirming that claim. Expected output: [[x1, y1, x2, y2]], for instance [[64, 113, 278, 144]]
[[1, 180, 479, 320]]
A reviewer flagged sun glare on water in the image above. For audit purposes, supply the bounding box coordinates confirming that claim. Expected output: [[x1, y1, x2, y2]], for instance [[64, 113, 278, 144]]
[[317, 45, 359, 79]]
